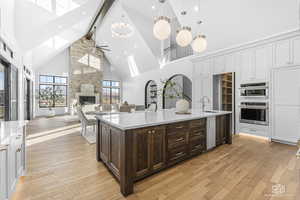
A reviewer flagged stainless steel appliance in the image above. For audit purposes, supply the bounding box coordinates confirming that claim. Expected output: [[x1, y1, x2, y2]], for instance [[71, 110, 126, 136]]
[[240, 102, 269, 125], [240, 82, 268, 97]]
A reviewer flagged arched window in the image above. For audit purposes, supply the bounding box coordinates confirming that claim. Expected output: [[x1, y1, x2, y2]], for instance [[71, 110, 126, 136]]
[[145, 80, 157, 108], [163, 74, 192, 109]]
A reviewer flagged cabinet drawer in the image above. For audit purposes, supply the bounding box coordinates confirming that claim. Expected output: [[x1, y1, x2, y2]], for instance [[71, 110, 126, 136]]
[[189, 139, 206, 155], [167, 146, 187, 164], [190, 128, 206, 141], [167, 132, 187, 149], [166, 122, 189, 133], [190, 119, 206, 128]]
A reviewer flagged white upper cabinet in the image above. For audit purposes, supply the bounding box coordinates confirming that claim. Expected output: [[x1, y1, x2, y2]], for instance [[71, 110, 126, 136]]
[[224, 53, 236, 73], [291, 36, 300, 65], [212, 56, 226, 74], [274, 39, 291, 67], [254, 45, 272, 81], [194, 59, 211, 76], [238, 50, 254, 83]]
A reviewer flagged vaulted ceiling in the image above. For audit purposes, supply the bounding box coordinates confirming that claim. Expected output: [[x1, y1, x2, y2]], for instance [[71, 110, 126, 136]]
[[13, 0, 300, 76], [15, 0, 103, 68]]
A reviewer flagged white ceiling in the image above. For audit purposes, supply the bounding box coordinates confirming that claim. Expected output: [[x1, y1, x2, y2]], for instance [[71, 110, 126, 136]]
[[95, 0, 299, 79], [12, 0, 299, 76], [15, 0, 103, 68]]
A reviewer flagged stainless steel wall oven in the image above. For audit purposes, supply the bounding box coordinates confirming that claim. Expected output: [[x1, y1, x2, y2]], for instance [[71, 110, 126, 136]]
[[240, 102, 269, 125], [240, 82, 268, 97]]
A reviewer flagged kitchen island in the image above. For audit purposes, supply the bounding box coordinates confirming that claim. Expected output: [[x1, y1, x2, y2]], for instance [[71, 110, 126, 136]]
[[95, 109, 232, 196]]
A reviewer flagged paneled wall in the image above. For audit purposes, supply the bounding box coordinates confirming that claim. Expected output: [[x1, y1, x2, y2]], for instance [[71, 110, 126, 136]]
[[192, 29, 300, 136]]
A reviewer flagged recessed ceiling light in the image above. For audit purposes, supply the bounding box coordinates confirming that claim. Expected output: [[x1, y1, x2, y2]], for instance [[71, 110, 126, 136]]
[[151, 5, 156, 10], [194, 6, 199, 12]]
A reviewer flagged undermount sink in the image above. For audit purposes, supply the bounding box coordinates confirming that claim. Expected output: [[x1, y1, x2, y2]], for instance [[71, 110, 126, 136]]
[[203, 110, 219, 113]]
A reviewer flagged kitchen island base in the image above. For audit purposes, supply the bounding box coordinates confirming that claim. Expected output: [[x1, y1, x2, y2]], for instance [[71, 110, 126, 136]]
[[96, 113, 231, 196]]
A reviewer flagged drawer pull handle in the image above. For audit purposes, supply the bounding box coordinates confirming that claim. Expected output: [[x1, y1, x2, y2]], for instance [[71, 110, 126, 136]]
[[193, 133, 202, 136], [171, 152, 185, 160], [176, 126, 184, 129], [175, 137, 184, 142]]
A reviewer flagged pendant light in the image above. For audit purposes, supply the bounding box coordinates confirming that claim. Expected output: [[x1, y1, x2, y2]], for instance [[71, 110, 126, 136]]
[[192, 1, 207, 53], [176, 11, 192, 47], [153, 0, 171, 40]]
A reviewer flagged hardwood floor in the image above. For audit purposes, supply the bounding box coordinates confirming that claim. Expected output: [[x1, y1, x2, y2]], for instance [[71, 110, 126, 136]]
[[12, 117, 300, 200]]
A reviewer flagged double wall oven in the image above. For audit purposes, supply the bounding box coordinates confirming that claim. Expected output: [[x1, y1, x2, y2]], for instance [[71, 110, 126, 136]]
[[239, 82, 269, 126]]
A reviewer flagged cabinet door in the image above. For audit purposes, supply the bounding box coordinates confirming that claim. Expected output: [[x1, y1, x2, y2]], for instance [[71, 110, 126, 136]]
[[274, 39, 291, 67], [207, 117, 216, 150], [151, 127, 166, 171], [100, 124, 110, 163], [216, 115, 229, 146], [108, 128, 121, 175], [202, 76, 213, 110], [192, 76, 202, 109], [272, 67, 300, 143], [213, 56, 225, 74], [239, 50, 254, 82], [133, 128, 151, 179], [291, 37, 300, 65], [254, 45, 272, 81], [194, 60, 211, 76], [273, 106, 300, 143], [0, 148, 8, 200], [224, 54, 236, 73]]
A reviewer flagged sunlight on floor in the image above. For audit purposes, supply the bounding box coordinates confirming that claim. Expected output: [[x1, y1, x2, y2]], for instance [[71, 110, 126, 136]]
[[27, 124, 80, 140], [27, 125, 81, 146]]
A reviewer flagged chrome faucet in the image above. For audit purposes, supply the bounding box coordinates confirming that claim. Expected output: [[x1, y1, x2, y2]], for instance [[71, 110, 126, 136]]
[[199, 96, 210, 112]]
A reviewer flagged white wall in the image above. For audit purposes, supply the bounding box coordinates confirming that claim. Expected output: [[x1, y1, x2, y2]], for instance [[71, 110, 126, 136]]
[[122, 59, 193, 108], [34, 48, 69, 117]]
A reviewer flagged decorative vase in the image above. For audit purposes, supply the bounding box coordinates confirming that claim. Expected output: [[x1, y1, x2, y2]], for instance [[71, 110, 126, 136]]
[[176, 99, 189, 113]]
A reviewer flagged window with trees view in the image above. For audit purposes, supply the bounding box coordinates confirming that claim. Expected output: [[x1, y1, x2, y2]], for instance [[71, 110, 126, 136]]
[[102, 80, 120, 104], [39, 75, 68, 108]]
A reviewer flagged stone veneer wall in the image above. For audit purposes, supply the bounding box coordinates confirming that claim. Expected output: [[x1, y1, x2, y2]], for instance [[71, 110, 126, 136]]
[[69, 37, 103, 105]]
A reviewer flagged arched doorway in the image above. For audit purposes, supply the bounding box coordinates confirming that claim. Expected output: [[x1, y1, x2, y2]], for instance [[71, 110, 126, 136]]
[[145, 80, 157, 108], [162, 74, 192, 109]]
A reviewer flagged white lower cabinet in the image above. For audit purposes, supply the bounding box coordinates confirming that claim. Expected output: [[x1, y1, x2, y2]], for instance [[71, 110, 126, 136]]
[[207, 117, 216, 150], [0, 147, 8, 200], [272, 105, 300, 144], [0, 130, 25, 200]]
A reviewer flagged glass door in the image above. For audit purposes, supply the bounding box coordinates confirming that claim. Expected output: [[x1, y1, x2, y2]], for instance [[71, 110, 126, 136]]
[[10, 66, 18, 120], [0, 61, 7, 120]]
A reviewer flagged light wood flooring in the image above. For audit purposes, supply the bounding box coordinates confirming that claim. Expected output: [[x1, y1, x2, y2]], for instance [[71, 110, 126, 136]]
[[12, 117, 300, 200]]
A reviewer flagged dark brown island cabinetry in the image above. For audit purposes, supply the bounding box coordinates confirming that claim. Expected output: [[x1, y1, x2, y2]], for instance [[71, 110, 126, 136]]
[[96, 114, 231, 196]]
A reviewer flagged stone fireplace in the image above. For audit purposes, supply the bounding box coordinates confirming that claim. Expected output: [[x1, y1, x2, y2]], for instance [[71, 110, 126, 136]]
[[69, 37, 103, 107], [75, 84, 100, 105]]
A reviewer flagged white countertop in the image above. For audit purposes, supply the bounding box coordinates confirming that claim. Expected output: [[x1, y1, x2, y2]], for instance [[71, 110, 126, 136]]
[[95, 109, 231, 130], [0, 121, 27, 147]]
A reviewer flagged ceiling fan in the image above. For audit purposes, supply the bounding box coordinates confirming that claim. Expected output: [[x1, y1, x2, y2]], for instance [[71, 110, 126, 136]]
[[86, 26, 111, 53]]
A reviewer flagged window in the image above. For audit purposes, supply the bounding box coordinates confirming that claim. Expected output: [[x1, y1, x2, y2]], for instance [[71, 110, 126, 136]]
[[39, 75, 68, 108], [102, 80, 121, 104]]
